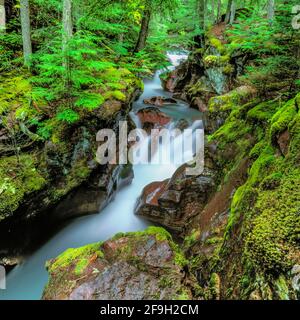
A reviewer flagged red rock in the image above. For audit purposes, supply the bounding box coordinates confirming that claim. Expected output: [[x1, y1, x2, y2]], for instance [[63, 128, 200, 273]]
[[142, 180, 169, 206], [136, 108, 171, 131]]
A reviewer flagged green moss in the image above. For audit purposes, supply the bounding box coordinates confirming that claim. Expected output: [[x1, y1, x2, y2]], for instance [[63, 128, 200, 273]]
[[159, 276, 173, 289], [209, 273, 221, 299], [244, 168, 300, 273], [204, 54, 231, 69], [52, 159, 92, 200], [247, 101, 279, 123], [111, 226, 187, 268], [270, 99, 297, 142], [184, 229, 201, 247], [174, 251, 188, 268], [74, 258, 89, 276], [208, 37, 226, 54], [104, 90, 126, 102], [261, 172, 283, 190], [223, 64, 234, 75], [247, 146, 276, 186], [274, 275, 290, 300], [176, 290, 190, 300], [211, 115, 252, 148], [249, 140, 266, 159], [0, 74, 31, 115], [288, 113, 300, 163], [209, 87, 254, 113], [48, 242, 103, 274], [0, 154, 47, 220], [205, 237, 223, 245], [144, 226, 172, 241], [226, 145, 277, 234], [204, 55, 220, 66]]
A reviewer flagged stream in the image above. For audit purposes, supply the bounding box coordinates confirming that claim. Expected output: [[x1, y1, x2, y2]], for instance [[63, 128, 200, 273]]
[[0, 52, 203, 300]]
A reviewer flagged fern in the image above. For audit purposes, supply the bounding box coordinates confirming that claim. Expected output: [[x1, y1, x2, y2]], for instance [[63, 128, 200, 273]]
[[56, 109, 80, 124]]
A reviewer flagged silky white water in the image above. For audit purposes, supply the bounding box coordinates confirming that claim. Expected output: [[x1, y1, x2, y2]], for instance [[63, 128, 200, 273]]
[[0, 53, 202, 300]]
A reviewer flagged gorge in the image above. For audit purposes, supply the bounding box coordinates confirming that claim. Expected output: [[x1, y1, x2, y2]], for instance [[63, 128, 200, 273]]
[[0, 0, 300, 301], [1, 52, 203, 300]]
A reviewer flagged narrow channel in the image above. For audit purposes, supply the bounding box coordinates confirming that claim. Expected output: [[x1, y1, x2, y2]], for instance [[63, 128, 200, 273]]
[[0, 53, 203, 300]]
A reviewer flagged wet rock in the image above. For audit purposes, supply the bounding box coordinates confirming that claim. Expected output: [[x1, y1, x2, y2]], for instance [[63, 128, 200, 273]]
[[143, 96, 177, 107], [43, 227, 191, 300], [136, 107, 171, 132], [135, 164, 217, 233], [205, 67, 229, 95], [0, 256, 22, 269], [174, 119, 190, 131], [50, 164, 134, 221]]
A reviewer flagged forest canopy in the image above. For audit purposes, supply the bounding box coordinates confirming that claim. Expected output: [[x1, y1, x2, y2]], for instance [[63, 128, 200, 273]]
[[0, 0, 299, 135]]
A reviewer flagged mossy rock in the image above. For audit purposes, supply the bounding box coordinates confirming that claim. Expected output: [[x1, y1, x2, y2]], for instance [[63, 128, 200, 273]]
[[270, 98, 297, 143], [43, 227, 192, 300], [0, 154, 47, 221], [208, 85, 257, 113], [247, 101, 280, 123]]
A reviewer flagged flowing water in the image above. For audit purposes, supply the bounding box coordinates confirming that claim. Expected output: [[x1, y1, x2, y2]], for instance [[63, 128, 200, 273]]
[[0, 52, 202, 300]]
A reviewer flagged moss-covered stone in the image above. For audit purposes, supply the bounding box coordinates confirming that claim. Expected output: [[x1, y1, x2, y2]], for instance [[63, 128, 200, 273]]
[[270, 98, 297, 143], [0, 154, 47, 221], [48, 242, 104, 275], [208, 85, 257, 113], [247, 100, 280, 123], [43, 227, 192, 300]]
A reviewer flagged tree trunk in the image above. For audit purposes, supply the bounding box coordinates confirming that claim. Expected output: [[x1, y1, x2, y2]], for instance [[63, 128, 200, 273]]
[[134, 9, 151, 53], [62, 0, 73, 103], [229, 0, 236, 24], [0, 0, 5, 31], [225, 0, 233, 24], [198, 0, 206, 32], [62, 0, 73, 54], [20, 0, 32, 66], [217, 0, 221, 23], [267, 0, 275, 24], [211, 0, 215, 24]]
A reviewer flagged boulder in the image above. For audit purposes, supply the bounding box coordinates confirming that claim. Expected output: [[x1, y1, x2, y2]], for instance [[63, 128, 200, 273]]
[[136, 107, 171, 132], [43, 227, 191, 300], [135, 163, 217, 233], [143, 96, 177, 107]]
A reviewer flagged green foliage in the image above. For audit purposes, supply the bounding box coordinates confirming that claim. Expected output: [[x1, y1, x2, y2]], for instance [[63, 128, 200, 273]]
[[56, 109, 80, 124], [226, 2, 300, 95], [0, 154, 47, 220]]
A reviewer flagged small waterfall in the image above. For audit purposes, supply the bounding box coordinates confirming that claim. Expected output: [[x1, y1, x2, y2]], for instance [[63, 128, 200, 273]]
[[0, 52, 202, 300]]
